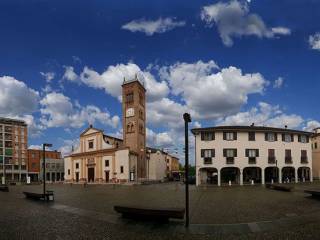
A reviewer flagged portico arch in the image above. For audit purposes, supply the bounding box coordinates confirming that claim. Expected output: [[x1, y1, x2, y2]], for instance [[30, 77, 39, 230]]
[[243, 167, 262, 184], [282, 167, 295, 183], [198, 168, 218, 185], [298, 167, 311, 182], [220, 167, 240, 185], [265, 167, 279, 183]]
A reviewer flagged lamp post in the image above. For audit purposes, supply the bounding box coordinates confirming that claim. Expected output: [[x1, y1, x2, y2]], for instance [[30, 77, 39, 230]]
[[43, 143, 52, 196], [183, 113, 191, 228]]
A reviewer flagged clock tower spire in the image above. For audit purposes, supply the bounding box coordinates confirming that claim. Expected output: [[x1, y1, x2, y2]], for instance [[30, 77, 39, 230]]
[[122, 76, 146, 179]]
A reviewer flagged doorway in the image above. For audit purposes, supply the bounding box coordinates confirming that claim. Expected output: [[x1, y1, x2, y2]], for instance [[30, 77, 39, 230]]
[[88, 168, 95, 182], [75, 172, 79, 182], [105, 171, 109, 182]]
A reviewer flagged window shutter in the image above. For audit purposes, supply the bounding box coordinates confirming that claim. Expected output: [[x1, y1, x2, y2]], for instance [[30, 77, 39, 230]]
[[212, 132, 215, 140], [223, 132, 226, 140], [223, 149, 227, 157], [201, 149, 204, 157], [211, 149, 215, 158], [282, 134, 285, 142], [234, 149, 237, 157], [298, 135, 301, 142], [201, 132, 204, 141], [291, 134, 294, 142], [245, 149, 249, 157], [256, 149, 259, 157], [275, 133, 278, 141], [265, 133, 268, 141], [234, 132, 237, 140], [307, 136, 310, 143]]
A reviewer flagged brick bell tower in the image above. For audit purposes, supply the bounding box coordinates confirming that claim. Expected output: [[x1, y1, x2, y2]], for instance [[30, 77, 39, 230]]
[[122, 75, 146, 179]]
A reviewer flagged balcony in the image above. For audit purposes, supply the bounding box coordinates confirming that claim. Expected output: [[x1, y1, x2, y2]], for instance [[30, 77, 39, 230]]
[[4, 134, 12, 140], [226, 157, 234, 164], [285, 157, 293, 164], [268, 157, 276, 164], [301, 157, 308, 164], [203, 157, 212, 165], [4, 126, 12, 132], [248, 157, 256, 164]]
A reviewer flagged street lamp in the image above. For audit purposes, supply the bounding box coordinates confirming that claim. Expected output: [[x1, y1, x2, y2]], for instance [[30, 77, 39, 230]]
[[183, 113, 191, 228], [43, 143, 52, 196]]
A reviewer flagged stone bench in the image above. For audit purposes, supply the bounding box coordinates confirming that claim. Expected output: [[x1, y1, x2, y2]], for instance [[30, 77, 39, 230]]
[[304, 190, 320, 198], [266, 184, 293, 192], [23, 191, 54, 201], [0, 185, 9, 192], [114, 205, 185, 221]]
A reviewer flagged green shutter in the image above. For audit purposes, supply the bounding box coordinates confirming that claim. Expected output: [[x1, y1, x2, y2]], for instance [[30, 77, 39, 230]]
[[5, 148, 13, 156]]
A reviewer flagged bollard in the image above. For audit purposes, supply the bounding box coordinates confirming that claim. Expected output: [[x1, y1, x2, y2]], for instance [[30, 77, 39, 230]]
[[229, 180, 231, 186], [303, 177, 305, 183], [251, 180, 254, 185], [271, 179, 274, 184]]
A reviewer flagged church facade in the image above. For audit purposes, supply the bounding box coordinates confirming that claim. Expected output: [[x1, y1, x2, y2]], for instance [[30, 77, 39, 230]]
[[64, 77, 147, 183]]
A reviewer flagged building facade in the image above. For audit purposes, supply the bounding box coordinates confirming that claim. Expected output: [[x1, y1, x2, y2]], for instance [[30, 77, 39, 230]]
[[0, 117, 28, 183], [311, 128, 320, 180], [64, 126, 138, 183], [27, 149, 64, 182], [64, 77, 147, 183], [146, 148, 167, 181], [192, 126, 312, 186]]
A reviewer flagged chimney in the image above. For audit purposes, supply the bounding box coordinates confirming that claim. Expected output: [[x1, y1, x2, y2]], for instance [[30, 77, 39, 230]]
[[89, 124, 93, 128]]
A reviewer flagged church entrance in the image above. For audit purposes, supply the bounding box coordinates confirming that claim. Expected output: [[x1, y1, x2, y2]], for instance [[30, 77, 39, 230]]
[[105, 171, 109, 182], [88, 168, 95, 182]]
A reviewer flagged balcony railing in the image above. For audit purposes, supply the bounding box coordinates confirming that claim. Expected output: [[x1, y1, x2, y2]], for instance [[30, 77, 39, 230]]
[[285, 157, 293, 164], [301, 157, 308, 164], [268, 157, 276, 164], [226, 157, 234, 164], [203, 157, 212, 165], [248, 157, 256, 164]]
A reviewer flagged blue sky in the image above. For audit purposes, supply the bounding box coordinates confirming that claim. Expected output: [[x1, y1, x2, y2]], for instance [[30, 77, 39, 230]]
[[1, 0, 320, 161]]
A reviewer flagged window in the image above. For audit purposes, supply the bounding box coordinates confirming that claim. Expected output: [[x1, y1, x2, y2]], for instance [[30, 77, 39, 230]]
[[248, 132, 255, 141], [126, 92, 134, 103], [201, 132, 215, 141], [139, 93, 144, 106], [31, 153, 35, 158], [223, 132, 237, 141], [105, 160, 109, 167], [68, 169, 70, 175], [120, 166, 124, 173], [285, 150, 292, 163], [139, 123, 144, 134], [265, 133, 277, 142], [301, 150, 308, 163], [316, 142, 318, 149], [201, 149, 215, 158], [246, 149, 259, 158], [76, 163, 79, 169], [223, 149, 237, 158], [268, 149, 276, 163], [31, 163, 37, 169], [299, 135, 308, 143], [282, 134, 293, 142], [88, 140, 94, 149]]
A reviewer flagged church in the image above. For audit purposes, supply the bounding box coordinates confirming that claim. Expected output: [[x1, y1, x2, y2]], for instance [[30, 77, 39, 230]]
[[64, 76, 178, 183]]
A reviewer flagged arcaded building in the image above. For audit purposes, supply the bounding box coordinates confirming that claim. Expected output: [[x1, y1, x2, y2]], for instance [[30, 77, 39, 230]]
[[192, 126, 312, 186], [0, 117, 28, 183], [311, 128, 320, 180], [64, 77, 147, 183]]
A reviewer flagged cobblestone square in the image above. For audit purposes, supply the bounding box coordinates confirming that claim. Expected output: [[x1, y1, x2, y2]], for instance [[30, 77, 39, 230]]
[[1, 182, 320, 239]]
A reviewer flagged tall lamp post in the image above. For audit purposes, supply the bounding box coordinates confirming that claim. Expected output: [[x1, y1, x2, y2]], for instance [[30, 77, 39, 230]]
[[43, 143, 52, 196], [183, 113, 191, 228]]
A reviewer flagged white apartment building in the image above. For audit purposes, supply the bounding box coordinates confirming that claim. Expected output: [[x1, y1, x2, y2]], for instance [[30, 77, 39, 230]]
[[192, 126, 313, 186]]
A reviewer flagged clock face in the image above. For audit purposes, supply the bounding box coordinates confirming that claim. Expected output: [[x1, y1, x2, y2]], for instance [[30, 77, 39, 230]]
[[126, 108, 135, 117]]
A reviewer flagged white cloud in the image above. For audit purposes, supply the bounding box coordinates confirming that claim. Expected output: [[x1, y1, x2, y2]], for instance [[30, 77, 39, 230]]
[[40, 72, 55, 82], [309, 33, 320, 51], [193, 121, 202, 128], [304, 120, 320, 132], [217, 102, 304, 129], [40, 92, 119, 129], [29, 145, 42, 150], [0, 76, 39, 116], [79, 63, 169, 102], [146, 128, 174, 148], [160, 60, 268, 120], [62, 66, 78, 82], [200, 0, 291, 46], [273, 77, 284, 89], [58, 139, 80, 157], [122, 17, 185, 36]]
